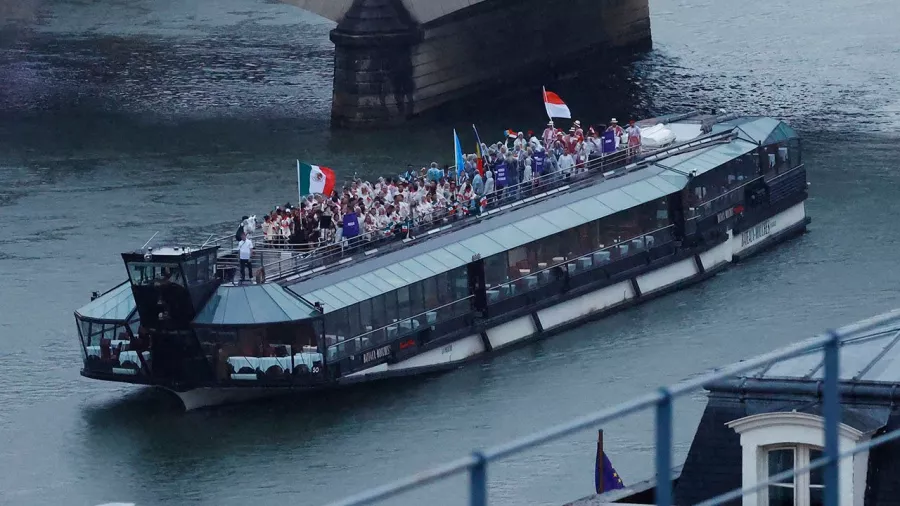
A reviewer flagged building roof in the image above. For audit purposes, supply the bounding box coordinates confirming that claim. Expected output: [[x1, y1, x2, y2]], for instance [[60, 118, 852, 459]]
[[288, 164, 689, 313], [192, 283, 318, 327], [747, 319, 900, 385], [74, 281, 136, 323]]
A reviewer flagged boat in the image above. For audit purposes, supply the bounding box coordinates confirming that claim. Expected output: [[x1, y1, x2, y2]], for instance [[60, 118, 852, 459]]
[[74, 113, 811, 409]]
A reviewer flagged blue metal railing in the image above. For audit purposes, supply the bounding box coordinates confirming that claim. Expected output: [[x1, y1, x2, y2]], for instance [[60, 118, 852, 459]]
[[324, 308, 900, 506]]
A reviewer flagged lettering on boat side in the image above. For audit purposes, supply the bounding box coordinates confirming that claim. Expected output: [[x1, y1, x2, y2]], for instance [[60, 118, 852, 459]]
[[442, 344, 453, 354], [399, 339, 416, 350], [363, 345, 392, 364], [741, 219, 776, 248]]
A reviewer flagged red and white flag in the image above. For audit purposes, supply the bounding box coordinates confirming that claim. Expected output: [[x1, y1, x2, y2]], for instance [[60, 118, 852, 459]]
[[543, 87, 571, 119]]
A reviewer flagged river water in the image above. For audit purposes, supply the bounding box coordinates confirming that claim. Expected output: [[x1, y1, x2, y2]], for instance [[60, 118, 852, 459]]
[[1, 0, 899, 504]]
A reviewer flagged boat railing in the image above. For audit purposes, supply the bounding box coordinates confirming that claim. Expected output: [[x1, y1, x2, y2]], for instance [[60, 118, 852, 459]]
[[324, 295, 476, 363], [323, 309, 900, 506], [223, 128, 739, 282], [255, 147, 639, 282]]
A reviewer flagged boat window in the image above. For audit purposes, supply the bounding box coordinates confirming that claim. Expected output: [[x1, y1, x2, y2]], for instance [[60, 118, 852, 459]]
[[687, 151, 760, 218], [409, 282, 425, 317], [423, 276, 439, 310], [484, 252, 508, 287], [347, 303, 362, 337], [384, 290, 399, 325], [358, 299, 373, 335], [397, 286, 411, 320], [370, 294, 387, 328], [126, 262, 185, 287], [450, 267, 468, 300], [196, 324, 320, 382], [435, 272, 450, 305], [78, 317, 140, 374]]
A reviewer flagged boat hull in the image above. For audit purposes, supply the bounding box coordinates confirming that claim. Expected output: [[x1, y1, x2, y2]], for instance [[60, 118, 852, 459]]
[[122, 201, 808, 410]]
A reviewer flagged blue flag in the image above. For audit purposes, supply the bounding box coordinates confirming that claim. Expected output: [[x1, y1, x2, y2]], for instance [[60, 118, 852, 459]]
[[453, 129, 465, 184], [595, 448, 625, 494]]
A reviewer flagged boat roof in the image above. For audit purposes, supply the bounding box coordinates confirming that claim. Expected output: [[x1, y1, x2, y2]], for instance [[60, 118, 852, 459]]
[[714, 116, 798, 145], [74, 282, 137, 323], [287, 163, 690, 313], [746, 316, 900, 385], [646, 138, 757, 178], [192, 283, 319, 327]]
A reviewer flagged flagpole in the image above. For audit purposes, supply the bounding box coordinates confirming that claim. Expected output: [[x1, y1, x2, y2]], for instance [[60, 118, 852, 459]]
[[543, 86, 551, 120], [297, 159, 301, 201]]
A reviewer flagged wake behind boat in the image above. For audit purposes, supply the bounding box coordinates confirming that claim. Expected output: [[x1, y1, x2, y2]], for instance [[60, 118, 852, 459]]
[[74, 112, 810, 409]]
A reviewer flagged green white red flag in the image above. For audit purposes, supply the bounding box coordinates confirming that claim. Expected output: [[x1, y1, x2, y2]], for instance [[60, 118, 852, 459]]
[[297, 160, 336, 197]]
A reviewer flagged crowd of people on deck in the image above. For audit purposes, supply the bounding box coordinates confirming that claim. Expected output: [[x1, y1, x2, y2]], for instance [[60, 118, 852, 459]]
[[240, 118, 644, 253]]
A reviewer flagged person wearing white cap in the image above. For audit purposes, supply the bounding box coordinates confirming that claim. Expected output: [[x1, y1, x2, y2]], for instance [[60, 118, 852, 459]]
[[573, 119, 584, 139], [606, 118, 625, 149], [542, 120, 555, 149]]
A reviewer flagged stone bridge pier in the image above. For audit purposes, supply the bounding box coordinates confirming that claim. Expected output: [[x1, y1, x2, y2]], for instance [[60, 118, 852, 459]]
[[285, 0, 651, 128]]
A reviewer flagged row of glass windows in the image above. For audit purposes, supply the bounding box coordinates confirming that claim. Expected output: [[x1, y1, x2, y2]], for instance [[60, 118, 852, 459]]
[[322, 267, 469, 344], [482, 199, 668, 288], [77, 316, 145, 375], [687, 140, 802, 220], [126, 254, 216, 288], [195, 324, 321, 382], [319, 197, 670, 354]]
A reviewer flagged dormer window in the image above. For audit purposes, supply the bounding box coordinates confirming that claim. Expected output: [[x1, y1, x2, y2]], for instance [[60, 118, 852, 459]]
[[765, 445, 823, 506], [726, 412, 868, 506]]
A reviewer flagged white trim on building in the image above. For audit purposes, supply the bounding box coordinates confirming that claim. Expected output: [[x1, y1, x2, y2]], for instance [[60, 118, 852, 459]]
[[726, 412, 869, 506]]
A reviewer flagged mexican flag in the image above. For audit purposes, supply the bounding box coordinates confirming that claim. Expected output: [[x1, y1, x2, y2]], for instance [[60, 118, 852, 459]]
[[297, 160, 336, 196]]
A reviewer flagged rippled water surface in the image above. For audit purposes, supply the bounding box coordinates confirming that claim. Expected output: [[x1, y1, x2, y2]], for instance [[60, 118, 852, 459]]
[[1, 0, 899, 504]]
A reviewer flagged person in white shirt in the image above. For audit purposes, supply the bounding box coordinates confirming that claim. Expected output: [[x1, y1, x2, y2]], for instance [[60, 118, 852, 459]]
[[237, 232, 254, 283], [558, 152, 575, 176]]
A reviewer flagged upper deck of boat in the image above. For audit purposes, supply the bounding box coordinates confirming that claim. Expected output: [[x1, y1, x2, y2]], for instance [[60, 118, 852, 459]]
[[205, 114, 796, 291]]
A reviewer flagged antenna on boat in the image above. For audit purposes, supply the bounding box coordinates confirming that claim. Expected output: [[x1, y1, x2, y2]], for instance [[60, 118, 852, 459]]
[[201, 234, 214, 248], [141, 231, 159, 251]]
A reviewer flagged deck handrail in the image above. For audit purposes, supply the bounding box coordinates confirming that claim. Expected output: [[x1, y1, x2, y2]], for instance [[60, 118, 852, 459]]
[[258, 129, 742, 282], [323, 308, 900, 506], [256, 147, 647, 282], [251, 150, 630, 282]]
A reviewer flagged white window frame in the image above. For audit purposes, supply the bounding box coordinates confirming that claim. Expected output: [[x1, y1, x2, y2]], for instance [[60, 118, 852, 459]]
[[726, 412, 869, 506], [762, 444, 824, 506]]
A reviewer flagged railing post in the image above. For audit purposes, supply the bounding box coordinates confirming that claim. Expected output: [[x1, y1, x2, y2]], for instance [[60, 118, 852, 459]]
[[470, 451, 487, 506], [823, 330, 841, 506], [655, 388, 673, 506]]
